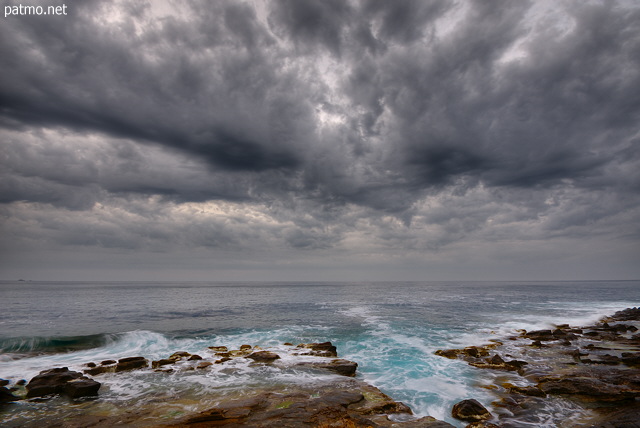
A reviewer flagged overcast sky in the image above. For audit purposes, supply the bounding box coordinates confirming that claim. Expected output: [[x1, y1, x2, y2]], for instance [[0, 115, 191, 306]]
[[1, 0, 639, 281]]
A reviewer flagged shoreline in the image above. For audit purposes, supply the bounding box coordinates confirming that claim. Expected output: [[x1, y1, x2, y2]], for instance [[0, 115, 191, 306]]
[[435, 307, 640, 427], [2, 308, 639, 427]]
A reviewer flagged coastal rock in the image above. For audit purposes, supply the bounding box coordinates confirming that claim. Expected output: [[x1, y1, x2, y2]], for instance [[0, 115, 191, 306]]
[[297, 342, 338, 357], [115, 356, 148, 372], [152, 358, 176, 368], [605, 307, 640, 322], [451, 399, 492, 422], [246, 351, 281, 363], [84, 360, 117, 376], [434, 349, 461, 359], [502, 383, 546, 397], [524, 330, 555, 341], [1, 386, 20, 403], [168, 352, 191, 361], [64, 378, 101, 399], [167, 380, 451, 428], [537, 375, 639, 401], [296, 359, 358, 377], [26, 367, 100, 399]]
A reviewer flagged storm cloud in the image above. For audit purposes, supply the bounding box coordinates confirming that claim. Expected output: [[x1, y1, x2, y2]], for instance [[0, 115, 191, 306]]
[[1, 0, 639, 280]]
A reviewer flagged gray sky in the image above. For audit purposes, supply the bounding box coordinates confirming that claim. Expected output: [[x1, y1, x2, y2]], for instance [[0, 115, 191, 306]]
[[1, 0, 639, 281]]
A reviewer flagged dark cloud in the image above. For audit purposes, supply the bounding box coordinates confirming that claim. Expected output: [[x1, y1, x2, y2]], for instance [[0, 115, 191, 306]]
[[1, 0, 639, 279]]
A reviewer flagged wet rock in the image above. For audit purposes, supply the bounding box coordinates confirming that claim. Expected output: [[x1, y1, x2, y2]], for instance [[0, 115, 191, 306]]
[[607, 307, 640, 322], [296, 359, 358, 377], [197, 362, 213, 369], [100, 359, 116, 365], [215, 357, 232, 364], [64, 378, 101, 399], [488, 354, 504, 365], [463, 346, 489, 358], [188, 354, 202, 361], [240, 344, 252, 351], [466, 423, 500, 428], [435, 349, 461, 359], [503, 383, 546, 397], [246, 351, 280, 363], [115, 356, 148, 372], [1, 386, 20, 403], [588, 402, 640, 428], [524, 330, 554, 341], [169, 351, 191, 361], [26, 367, 100, 399], [297, 341, 338, 357], [621, 352, 640, 367], [208, 346, 228, 353], [151, 358, 175, 369], [537, 376, 639, 401], [168, 380, 451, 428], [451, 399, 492, 422]]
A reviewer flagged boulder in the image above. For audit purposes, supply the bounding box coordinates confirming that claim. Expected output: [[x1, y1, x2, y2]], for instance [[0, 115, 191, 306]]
[[115, 356, 148, 372], [64, 378, 101, 399], [26, 367, 100, 399], [246, 351, 280, 363], [451, 399, 492, 422]]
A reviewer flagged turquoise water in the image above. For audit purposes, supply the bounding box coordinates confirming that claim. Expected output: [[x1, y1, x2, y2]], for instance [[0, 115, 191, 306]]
[[1, 280, 638, 426]]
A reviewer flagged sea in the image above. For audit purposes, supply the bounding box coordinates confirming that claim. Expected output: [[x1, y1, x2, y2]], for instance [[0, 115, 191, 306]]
[[0, 280, 638, 427]]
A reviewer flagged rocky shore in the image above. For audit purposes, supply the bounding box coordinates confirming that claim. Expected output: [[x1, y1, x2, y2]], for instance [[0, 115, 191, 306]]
[[1, 341, 454, 427], [2, 308, 639, 427], [435, 307, 640, 427]]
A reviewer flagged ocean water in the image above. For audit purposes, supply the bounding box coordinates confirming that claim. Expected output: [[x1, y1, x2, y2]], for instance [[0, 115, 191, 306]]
[[0, 280, 638, 427]]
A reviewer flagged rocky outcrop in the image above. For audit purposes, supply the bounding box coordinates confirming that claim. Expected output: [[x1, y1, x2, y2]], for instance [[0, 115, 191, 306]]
[[167, 380, 453, 428], [435, 307, 640, 426], [25, 367, 100, 399]]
